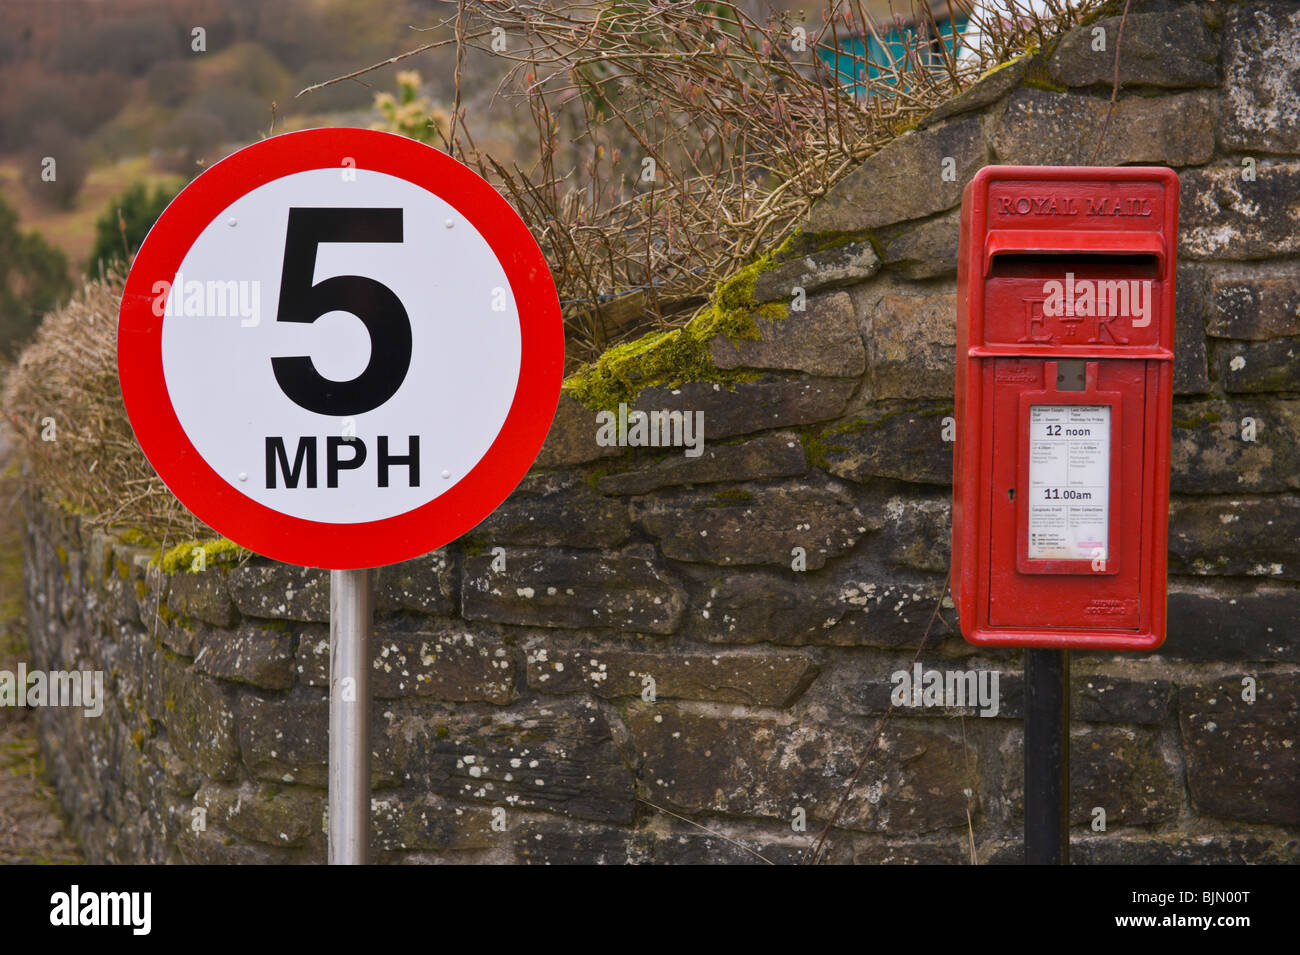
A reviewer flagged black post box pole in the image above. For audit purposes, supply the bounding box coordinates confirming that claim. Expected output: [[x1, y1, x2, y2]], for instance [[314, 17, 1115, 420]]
[[1024, 648, 1069, 864]]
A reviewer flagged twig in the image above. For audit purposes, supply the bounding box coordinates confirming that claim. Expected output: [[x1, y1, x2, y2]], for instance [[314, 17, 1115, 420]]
[[960, 713, 978, 864], [1088, 0, 1132, 164], [448, 0, 466, 158], [637, 798, 774, 865], [295, 41, 449, 98]]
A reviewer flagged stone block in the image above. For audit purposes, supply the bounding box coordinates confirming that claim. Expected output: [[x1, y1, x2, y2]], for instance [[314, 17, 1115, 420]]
[[1170, 495, 1300, 579], [806, 114, 989, 234], [227, 563, 329, 623], [525, 642, 820, 707], [1206, 261, 1300, 340], [624, 704, 973, 834], [1220, 3, 1300, 153], [1181, 161, 1300, 261], [991, 88, 1214, 166], [1181, 671, 1300, 825], [595, 431, 807, 495], [710, 291, 866, 378], [1172, 399, 1300, 493], [472, 471, 631, 548], [633, 478, 870, 569], [1049, 7, 1218, 88], [193, 624, 296, 690], [462, 548, 687, 633], [819, 400, 954, 485], [854, 281, 957, 400], [752, 239, 881, 303], [383, 699, 638, 824]]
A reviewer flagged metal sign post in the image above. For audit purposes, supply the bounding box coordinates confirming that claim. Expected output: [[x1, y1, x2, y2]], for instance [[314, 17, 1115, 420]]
[[1024, 648, 1069, 864], [328, 569, 371, 865]]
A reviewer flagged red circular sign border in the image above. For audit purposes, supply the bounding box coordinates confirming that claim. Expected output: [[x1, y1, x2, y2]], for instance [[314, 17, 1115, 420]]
[[119, 128, 563, 569]]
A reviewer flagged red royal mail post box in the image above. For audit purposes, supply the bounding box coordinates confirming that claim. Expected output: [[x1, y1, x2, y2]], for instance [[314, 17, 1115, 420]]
[[952, 165, 1179, 651]]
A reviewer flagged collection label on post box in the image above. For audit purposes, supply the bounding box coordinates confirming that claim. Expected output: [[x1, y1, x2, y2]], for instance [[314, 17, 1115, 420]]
[[951, 165, 1179, 650], [1026, 404, 1111, 562]]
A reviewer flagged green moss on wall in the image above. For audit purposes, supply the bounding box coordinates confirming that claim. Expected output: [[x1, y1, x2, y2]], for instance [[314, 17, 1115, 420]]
[[117, 528, 158, 549], [770, 227, 803, 262], [979, 50, 1033, 80], [803, 431, 830, 470], [802, 421, 853, 471], [1079, 0, 1127, 27], [1173, 409, 1223, 430], [708, 487, 755, 507], [1022, 75, 1067, 94], [562, 252, 787, 411], [583, 463, 610, 492], [153, 538, 248, 575]]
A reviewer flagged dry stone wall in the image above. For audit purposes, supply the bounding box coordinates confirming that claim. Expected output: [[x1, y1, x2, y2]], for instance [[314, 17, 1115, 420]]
[[22, 0, 1300, 863]]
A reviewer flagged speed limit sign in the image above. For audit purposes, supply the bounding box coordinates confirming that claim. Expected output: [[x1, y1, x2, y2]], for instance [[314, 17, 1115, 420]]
[[118, 128, 564, 569]]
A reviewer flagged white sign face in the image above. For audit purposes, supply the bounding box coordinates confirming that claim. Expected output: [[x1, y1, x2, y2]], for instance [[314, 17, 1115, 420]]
[[158, 168, 522, 524], [1026, 405, 1111, 561]]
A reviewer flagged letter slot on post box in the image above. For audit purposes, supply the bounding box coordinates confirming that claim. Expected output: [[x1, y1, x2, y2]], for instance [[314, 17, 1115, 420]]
[[952, 166, 1179, 651]]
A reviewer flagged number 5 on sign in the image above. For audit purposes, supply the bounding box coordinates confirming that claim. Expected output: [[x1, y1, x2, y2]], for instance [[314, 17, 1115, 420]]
[[273, 207, 412, 416]]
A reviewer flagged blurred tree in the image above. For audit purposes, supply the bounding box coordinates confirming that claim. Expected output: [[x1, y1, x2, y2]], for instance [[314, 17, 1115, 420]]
[[0, 196, 70, 358], [22, 122, 88, 209], [0, 29, 18, 67], [0, 72, 129, 153], [189, 86, 265, 139], [152, 108, 229, 176], [201, 41, 293, 102], [86, 183, 178, 276], [145, 59, 195, 109], [51, 15, 176, 77]]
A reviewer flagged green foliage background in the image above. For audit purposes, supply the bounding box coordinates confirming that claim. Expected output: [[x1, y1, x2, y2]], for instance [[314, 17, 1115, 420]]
[[86, 182, 178, 276], [0, 196, 70, 358]]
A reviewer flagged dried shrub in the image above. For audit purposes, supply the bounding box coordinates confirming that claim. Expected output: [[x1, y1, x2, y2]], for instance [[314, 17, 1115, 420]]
[[3, 275, 210, 539]]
